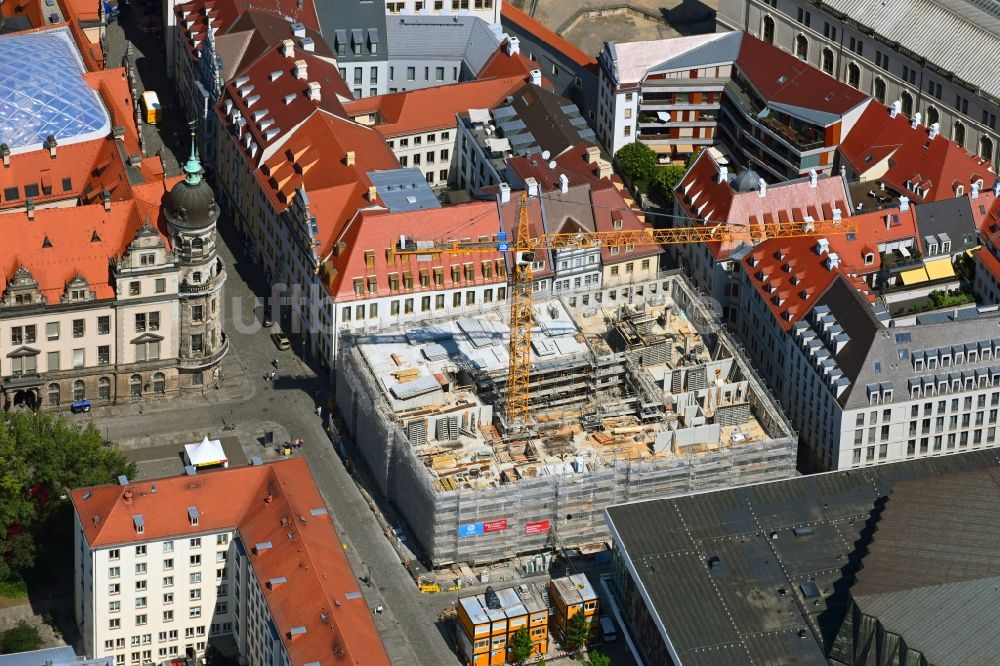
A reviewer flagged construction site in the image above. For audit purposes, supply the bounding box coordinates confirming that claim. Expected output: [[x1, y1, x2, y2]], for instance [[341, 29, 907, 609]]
[[336, 274, 797, 567]]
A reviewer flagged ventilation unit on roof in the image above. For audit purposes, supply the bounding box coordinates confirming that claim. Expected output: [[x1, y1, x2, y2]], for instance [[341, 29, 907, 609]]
[[484, 586, 501, 610]]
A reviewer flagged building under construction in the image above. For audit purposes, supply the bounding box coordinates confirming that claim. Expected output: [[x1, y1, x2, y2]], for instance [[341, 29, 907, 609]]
[[336, 274, 797, 567]]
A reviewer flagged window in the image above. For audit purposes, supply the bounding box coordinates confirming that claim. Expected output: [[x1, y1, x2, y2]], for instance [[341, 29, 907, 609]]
[[129, 374, 142, 398], [762, 15, 775, 44], [135, 563, 146, 575], [191, 305, 203, 322], [47, 351, 60, 372], [136, 596, 147, 608], [406, 66, 415, 81], [190, 555, 201, 566], [45, 321, 60, 340], [154, 278, 165, 293], [73, 349, 85, 368], [901, 91, 913, 117], [162, 611, 173, 622], [190, 588, 201, 600], [873, 77, 886, 103], [848, 63, 860, 88], [110, 619, 121, 630], [129, 282, 140, 296], [796, 7, 811, 26], [191, 334, 203, 354], [189, 607, 201, 619], [164, 558, 173, 571], [163, 576, 173, 587], [153, 373, 165, 396], [98, 316, 110, 334], [435, 66, 444, 81], [73, 380, 85, 402], [981, 136, 995, 162], [953, 121, 966, 147], [135, 313, 146, 332]]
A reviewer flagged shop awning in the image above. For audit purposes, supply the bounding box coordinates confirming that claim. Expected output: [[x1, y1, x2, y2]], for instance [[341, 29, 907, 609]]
[[925, 257, 956, 280], [900, 266, 930, 285], [673, 144, 695, 153]]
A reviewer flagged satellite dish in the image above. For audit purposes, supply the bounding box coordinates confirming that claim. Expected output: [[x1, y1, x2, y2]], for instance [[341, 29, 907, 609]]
[[548, 160, 557, 169], [541, 150, 551, 159]]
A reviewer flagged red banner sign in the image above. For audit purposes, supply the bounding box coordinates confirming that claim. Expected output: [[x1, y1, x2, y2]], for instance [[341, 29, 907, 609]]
[[482, 519, 508, 533], [525, 520, 550, 535]]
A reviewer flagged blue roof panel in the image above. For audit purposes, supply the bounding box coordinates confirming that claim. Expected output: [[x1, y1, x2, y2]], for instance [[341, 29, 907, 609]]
[[0, 27, 110, 153]]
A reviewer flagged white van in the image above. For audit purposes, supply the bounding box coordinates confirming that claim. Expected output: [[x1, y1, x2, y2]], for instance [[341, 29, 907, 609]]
[[599, 615, 618, 642]]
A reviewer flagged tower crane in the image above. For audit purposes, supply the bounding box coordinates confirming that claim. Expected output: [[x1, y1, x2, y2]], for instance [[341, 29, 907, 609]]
[[388, 192, 857, 430]]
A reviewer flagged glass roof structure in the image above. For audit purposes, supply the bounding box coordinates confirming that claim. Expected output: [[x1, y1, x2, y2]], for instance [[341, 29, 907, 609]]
[[0, 27, 110, 154]]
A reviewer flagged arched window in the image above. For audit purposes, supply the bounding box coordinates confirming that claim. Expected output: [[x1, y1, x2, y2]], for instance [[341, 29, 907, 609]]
[[901, 91, 913, 117], [153, 373, 165, 396], [926, 106, 939, 126], [821, 48, 834, 74], [873, 78, 886, 103], [795, 34, 808, 60], [848, 62, 861, 88], [130, 373, 142, 398], [954, 121, 966, 147], [763, 15, 775, 44], [48, 383, 60, 407], [99, 377, 111, 402], [980, 136, 994, 162], [73, 380, 85, 402]]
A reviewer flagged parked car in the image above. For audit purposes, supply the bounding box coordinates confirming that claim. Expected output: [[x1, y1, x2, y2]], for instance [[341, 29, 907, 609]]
[[271, 332, 290, 350]]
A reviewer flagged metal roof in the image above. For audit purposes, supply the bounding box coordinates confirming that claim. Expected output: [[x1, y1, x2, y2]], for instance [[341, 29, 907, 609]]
[[385, 16, 499, 75], [368, 168, 441, 212], [389, 374, 440, 400], [823, 0, 1000, 99], [647, 30, 744, 75], [0, 27, 111, 153], [606, 450, 1000, 666]]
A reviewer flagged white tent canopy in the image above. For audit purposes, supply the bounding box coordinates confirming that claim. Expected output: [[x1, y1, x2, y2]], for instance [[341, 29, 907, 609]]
[[184, 436, 228, 468]]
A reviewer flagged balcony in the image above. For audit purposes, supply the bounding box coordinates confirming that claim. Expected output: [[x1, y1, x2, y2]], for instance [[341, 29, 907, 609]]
[[178, 336, 229, 370], [759, 116, 824, 151]]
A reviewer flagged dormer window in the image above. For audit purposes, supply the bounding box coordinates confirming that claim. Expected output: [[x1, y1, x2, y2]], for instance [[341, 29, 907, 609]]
[[928, 243, 938, 255], [942, 241, 951, 253], [864, 252, 874, 265]]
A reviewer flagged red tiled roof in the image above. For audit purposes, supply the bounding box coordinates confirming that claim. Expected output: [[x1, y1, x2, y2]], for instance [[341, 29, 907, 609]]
[[501, 4, 597, 68], [674, 150, 851, 260], [741, 237, 841, 330], [175, 0, 320, 60], [70, 458, 390, 666], [220, 46, 350, 166], [2, 0, 45, 28], [478, 42, 543, 82], [841, 102, 994, 203], [975, 245, 1000, 284], [326, 201, 507, 302], [737, 33, 869, 118], [342, 76, 526, 138], [825, 206, 918, 275], [56, 0, 99, 23]]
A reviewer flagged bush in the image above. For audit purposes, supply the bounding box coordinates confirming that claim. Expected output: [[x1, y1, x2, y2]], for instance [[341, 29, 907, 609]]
[[0, 621, 41, 654], [588, 651, 611, 666], [0, 580, 27, 599], [650, 164, 688, 199], [614, 142, 657, 184]]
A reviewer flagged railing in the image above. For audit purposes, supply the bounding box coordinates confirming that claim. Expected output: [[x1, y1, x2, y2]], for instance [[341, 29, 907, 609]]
[[177, 337, 229, 369]]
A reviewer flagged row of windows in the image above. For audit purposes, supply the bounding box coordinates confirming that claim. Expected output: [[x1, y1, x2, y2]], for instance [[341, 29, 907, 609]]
[[387, 131, 449, 150], [342, 287, 508, 321], [8, 317, 111, 344], [386, 0, 492, 12], [2, 176, 74, 203]]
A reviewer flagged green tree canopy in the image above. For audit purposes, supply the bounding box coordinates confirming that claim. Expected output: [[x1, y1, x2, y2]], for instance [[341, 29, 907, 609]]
[[0, 411, 135, 581], [508, 626, 534, 665], [0, 621, 41, 654], [614, 142, 657, 184], [564, 611, 591, 655], [588, 650, 611, 666], [650, 164, 688, 200]]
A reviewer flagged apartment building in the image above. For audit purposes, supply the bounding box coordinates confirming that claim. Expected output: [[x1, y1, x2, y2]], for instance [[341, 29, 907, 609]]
[[322, 200, 509, 356], [716, 0, 1000, 165], [670, 149, 852, 321], [342, 75, 526, 189], [457, 584, 548, 666], [738, 228, 1000, 471], [500, 4, 599, 119], [596, 31, 870, 180], [385, 0, 501, 26], [383, 15, 501, 93], [0, 26, 225, 409], [71, 458, 390, 666], [837, 100, 993, 203]]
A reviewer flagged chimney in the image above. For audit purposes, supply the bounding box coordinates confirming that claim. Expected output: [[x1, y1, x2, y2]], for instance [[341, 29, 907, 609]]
[[345, 151, 355, 166], [294, 59, 308, 80], [889, 100, 901, 118], [26, 198, 34, 220], [45, 134, 57, 159], [928, 122, 940, 140], [102, 190, 112, 212], [290, 21, 305, 38], [505, 36, 520, 56], [368, 185, 377, 202], [598, 159, 613, 179], [1, 143, 9, 167], [816, 238, 830, 255], [832, 207, 842, 222], [559, 173, 569, 193], [585, 145, 601, 164], [971, 182, 980, 199], [307, 81, 321, 102], [499, 182, 511, 204], [281, 39, 294, 58], [757, 178, 767, 198], [299, 36, 315, 52], [899, 195, 909, 211], [885, 214, 892, 230], [530, 69, 542, 86], [717, 165, 728, 184], [824, 252, 841, 271], [911, 112, 921, 129], [809, 168, 818, 188], [525, 177, 539, 197]]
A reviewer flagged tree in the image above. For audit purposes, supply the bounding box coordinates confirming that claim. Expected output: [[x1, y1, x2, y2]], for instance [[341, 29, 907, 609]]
[[564, 611, 591, 655], [0, 411, 135, 582], [587, 651, 611, 666], [614, 142, 657, 184], [650, 164, 688, 199], [508, 626, 534, 665], [0, 621, 41, 654]]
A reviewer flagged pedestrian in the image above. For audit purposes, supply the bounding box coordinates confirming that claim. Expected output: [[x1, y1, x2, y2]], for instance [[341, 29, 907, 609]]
[[270, 371, 276, 381], [316, 406, 322, 417], [272, 358, 278, 368]]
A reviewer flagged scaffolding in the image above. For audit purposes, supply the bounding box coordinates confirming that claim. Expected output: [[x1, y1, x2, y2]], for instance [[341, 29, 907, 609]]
[[335, 274, 798, 567]]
